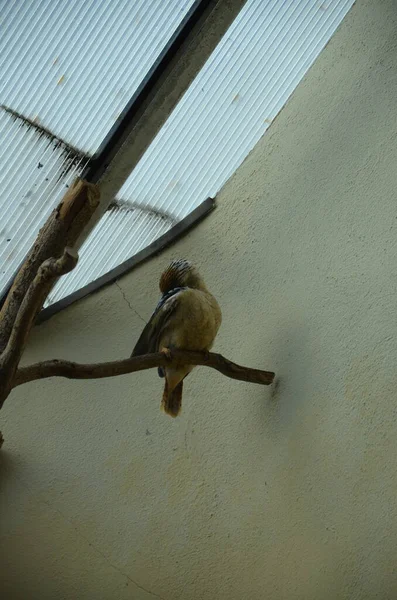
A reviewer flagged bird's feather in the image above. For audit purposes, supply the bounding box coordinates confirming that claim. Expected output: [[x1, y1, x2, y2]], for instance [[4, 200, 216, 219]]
[[131, 287, 186, 358], [130, 259, 222, 417]]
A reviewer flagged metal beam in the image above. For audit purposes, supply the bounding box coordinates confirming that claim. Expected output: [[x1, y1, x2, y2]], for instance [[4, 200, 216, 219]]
[[77, 0, 247, 244]]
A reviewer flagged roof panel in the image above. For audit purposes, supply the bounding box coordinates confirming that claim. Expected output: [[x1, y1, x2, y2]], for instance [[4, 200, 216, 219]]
[[0, 0, 196, 153], [49, 0, 354, 306], [0, 0, 196, 296], [46, 205, 172, 305], [0, 108, 88, 292]]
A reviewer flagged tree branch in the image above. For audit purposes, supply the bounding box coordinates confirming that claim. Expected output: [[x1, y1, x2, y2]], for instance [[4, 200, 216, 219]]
[[0, 248, 78, 407], [14, 350, 275, 388], [0, 179, 99, 353]]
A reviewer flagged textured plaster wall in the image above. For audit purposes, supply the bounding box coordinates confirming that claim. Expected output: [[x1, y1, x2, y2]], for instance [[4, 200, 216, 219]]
[[1, 1, 397, 598]]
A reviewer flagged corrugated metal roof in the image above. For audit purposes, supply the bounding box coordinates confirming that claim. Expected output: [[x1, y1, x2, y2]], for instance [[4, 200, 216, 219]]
[[1, 0, 196, 153], [47, 204, 173, 303], [0, 108, 89, 291], [0, 0, 196, 295], [49, 0, 354, 306]]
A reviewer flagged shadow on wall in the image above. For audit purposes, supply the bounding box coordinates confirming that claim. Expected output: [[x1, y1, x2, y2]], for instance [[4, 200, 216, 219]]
[[0, 449, 16, 494], [0, 448, 36, 496], [249, 319, 310, 443]]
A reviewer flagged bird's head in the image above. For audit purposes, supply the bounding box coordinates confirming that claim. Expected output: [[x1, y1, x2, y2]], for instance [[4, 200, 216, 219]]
[[159, 259, 207, 293]]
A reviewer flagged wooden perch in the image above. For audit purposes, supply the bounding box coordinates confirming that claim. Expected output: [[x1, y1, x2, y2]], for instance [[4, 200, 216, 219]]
[[0, 248, 78, 407], [3, 249, 78, 365], [0, 179, 100, 432], [0, 179, 99, 354], [14, 350, 275, 388]]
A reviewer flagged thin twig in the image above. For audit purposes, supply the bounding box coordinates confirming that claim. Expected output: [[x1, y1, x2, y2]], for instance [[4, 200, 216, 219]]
[[14, 350, 275, 388]]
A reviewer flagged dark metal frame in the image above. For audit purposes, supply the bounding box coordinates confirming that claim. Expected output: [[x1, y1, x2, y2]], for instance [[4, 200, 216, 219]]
[[84, 0, 215, 184], [38, 198, 215, 322]]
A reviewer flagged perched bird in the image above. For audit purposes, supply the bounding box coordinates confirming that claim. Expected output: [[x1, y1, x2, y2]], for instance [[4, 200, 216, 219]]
[[131, 259, 222, 417]]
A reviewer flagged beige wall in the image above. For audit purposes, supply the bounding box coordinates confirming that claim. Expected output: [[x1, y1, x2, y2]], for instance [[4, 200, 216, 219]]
[[2, 1, 397, 598]]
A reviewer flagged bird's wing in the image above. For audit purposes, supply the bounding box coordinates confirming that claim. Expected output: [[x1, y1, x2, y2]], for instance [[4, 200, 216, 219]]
[[131, 287, 185, 357]]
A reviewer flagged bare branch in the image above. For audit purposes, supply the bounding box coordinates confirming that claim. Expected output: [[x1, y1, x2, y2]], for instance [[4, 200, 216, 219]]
[[0, 248, 78, 407], [0, 179, 99, 353], [14, 350, 275, 389], [3, 248, 78, 367]]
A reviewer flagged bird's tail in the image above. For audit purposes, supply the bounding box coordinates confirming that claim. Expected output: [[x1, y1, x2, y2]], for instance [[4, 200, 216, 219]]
[[162, 379, 183, 417]]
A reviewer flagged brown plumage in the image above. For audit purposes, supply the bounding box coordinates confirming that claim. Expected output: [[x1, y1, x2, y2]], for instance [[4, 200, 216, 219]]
[[131, 259, 222, 417]]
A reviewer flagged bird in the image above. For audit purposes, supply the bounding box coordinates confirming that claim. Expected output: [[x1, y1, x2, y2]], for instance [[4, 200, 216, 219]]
[[131, 259, 222, 417]]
